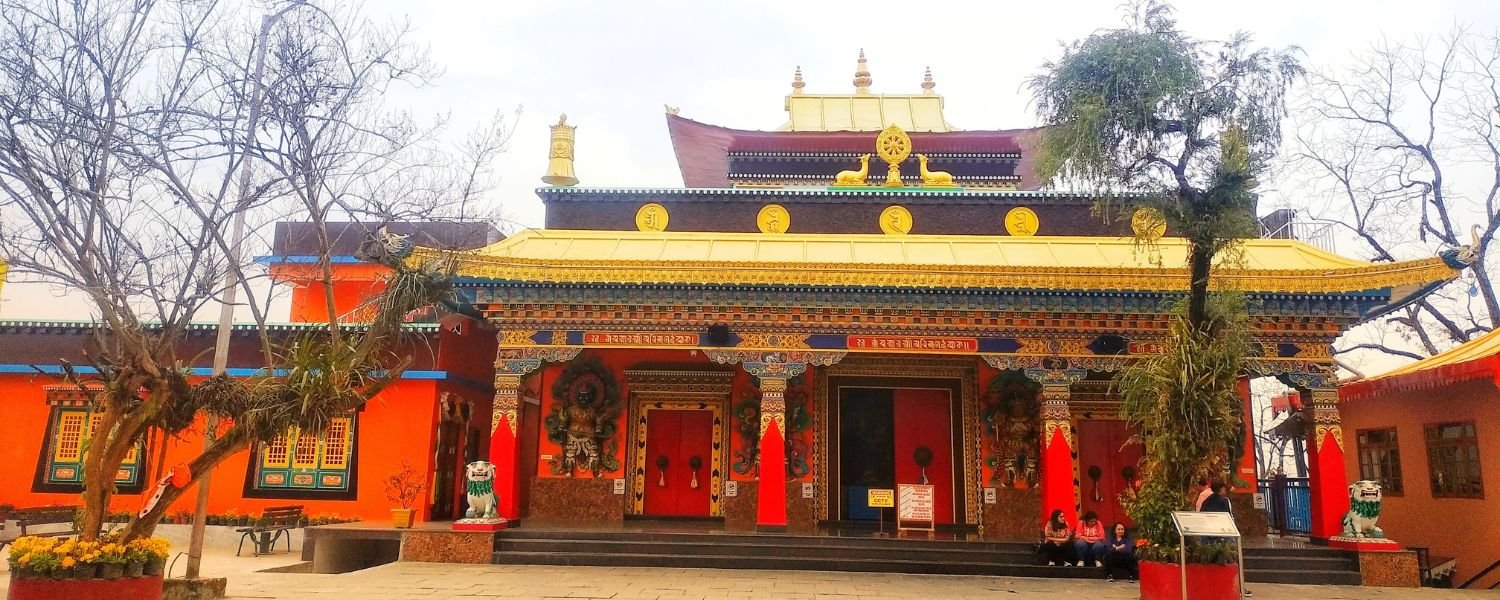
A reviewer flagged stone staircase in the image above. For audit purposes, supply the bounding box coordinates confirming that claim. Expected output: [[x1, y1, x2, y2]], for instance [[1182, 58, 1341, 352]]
[[493, 529, 1362, 586]]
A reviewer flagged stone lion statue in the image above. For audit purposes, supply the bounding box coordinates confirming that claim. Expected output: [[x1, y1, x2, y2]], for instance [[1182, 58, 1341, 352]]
[[464, 461, 498, 519], [1342, 479, 1384, 538]]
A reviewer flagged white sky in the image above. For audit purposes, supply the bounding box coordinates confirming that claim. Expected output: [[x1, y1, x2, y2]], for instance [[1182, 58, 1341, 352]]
[[3, 0, 1498, 375]]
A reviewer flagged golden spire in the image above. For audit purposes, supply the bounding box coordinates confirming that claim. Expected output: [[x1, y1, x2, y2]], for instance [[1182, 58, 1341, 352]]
[[853, 49, 872, 94], [921, 66, 935, 95], [542, 114, 578, 187], [791, 65, 805, 95]]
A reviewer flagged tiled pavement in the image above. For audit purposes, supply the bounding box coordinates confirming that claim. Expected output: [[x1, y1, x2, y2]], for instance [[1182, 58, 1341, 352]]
[[221, 563, 1497, 600]]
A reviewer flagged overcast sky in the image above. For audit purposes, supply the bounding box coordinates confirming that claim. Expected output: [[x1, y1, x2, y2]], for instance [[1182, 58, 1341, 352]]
[[3, 0, 1498, 376]]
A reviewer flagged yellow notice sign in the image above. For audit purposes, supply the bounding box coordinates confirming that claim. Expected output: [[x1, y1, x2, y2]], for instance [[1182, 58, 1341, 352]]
[[867, 488, 895, 508]]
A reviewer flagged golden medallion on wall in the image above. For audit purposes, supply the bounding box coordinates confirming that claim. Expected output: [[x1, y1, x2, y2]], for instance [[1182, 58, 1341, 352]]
[[757, 204, 790, 234], [635, 202, 669, 232], [1004, 206, 1039, 236], [1131, 206, 1167, 240], [879, 205, 913, 235]]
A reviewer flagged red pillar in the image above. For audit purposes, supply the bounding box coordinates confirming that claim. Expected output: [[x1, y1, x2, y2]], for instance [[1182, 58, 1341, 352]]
[[756, 376, 789, 529], [1304, 388, 1349, 540], [489, 374, 524, 521], [1039, 383, 1077, 525]]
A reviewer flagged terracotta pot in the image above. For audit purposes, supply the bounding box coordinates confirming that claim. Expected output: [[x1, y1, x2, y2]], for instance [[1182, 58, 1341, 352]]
[[97, 562, 126, 579], [391, 508, 415, 529], [1138, 560, 1239, 600], [123, 560, 145, 578], [6, 572, 163, 600]]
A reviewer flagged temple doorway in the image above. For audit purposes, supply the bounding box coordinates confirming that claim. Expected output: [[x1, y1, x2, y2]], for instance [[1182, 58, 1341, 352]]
[[642, 409, 714, 517], [832, 382, 961, 525]]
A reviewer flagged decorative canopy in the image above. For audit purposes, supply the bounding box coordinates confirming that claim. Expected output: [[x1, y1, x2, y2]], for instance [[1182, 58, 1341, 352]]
[[1341, 327, 1500, 400], [419, 228, 1460, 297]]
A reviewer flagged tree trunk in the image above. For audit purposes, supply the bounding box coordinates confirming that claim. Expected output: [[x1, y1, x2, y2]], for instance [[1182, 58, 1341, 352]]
[[121, 428, 250, 540], [1187, 239, 1214, 333]]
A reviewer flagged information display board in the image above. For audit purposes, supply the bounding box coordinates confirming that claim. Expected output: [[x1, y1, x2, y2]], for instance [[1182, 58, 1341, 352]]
[[896, 484, 935, 532]]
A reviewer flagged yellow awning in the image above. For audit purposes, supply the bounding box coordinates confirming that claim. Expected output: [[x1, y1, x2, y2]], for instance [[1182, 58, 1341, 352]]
[[781, 94, 952, 132], [416, 229, 1459, 295]]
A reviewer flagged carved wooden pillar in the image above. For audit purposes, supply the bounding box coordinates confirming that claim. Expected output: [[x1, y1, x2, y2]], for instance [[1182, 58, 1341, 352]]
[[490, 345, 580, 521], [744, 361, 805, 531], [1026, 365, 1086, 527], [1302, 384, 1349, 541]]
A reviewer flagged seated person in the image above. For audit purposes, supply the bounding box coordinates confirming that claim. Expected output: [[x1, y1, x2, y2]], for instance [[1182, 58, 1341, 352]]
[[1039, 509, 1074, 566], [1104, 522, 1138, 582], [1073, 510, 1107, 567]]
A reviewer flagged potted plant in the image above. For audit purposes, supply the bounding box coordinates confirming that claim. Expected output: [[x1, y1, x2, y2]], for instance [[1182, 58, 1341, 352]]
[[95, 541, 128, 579], [385, 460, 424, 528]]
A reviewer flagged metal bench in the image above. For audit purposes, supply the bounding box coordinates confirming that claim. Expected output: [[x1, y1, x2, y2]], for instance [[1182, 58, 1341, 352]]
[[236, 505, 304, 557], [15, 506, 80, 539]]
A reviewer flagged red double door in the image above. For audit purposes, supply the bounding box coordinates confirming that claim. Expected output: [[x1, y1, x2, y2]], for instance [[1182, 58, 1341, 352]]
[[1076, 420, 1145, 527], [643, 409, 714, 517], [892, 389, 956, 525]]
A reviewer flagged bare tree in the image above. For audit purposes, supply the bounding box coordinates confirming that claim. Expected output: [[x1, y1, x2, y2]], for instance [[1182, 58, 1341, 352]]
[[1289, 28, 1500, 361], [0, 0, 508, 543]]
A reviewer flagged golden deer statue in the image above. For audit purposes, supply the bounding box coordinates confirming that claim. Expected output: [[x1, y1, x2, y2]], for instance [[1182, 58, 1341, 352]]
[[835, 154, 871, 186], [917, 154, 956, 187]]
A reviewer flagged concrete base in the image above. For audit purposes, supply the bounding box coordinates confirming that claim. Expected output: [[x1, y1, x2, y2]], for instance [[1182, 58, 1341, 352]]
[[1357, 549, 1420, 588], [162, 577, 228, 600]]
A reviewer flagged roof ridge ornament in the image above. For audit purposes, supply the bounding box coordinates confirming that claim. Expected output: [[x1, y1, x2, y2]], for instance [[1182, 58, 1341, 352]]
[[542, 114, 579, 187], [791, 66, 805, 95], [876, 124, 911, 187], [853, 49, 872, 94], [921, 66, 935, 95]]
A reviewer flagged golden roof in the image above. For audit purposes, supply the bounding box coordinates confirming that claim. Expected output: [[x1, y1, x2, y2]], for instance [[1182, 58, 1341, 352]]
[[779, 51, 953, 132], [419, 229, 1459, 295]]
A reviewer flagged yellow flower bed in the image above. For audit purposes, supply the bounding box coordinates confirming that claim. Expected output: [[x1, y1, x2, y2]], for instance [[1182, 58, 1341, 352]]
[[6, 534, 170, 577]]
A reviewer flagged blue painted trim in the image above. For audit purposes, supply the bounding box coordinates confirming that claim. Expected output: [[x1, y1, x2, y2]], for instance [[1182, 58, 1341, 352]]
[[0, 364, 449, 380]]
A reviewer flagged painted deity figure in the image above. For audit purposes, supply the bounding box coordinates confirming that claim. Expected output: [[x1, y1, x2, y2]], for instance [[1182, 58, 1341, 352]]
[[562, 383, 602, 476], [1000, 387, 1039, 489]]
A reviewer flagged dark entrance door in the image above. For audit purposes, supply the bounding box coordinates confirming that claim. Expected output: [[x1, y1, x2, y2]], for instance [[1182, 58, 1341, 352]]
[[837, 386, 956, 524], [643, 409, 714, 517], [431, 420, 460, 520]]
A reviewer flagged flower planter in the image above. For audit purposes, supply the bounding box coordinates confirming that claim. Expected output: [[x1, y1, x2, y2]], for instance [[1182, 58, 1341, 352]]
[[123, 561, 145, 578], [142, 558, 165, 577], [390, 508, 415, 529], [97, 562, 126, 579], [6, 573, 164, 600], [1138, 560, 1239, 600]]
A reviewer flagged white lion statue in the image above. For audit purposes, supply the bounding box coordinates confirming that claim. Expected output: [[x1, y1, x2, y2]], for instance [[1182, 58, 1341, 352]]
[[465, 461, 498, 519], [1342, 479, 1384, 538]]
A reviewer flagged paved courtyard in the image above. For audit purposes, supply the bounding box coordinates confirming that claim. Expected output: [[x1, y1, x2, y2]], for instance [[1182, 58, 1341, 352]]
[[4, 526, 1498, 599]]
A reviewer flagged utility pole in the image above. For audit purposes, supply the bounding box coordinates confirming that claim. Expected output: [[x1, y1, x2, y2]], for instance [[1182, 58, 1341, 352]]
[[186, 1, 306, 580]]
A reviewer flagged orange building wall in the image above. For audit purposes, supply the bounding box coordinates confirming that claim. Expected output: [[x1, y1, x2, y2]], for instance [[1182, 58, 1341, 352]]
[[269, 263, 390, 323], [1339, 378, 1500, 586], [0, 374, 444, 523]]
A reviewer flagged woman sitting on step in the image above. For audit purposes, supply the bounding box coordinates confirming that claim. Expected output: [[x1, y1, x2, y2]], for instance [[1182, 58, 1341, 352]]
[[1039, 509, 1075, 566], [1103, 522, 1138, 582]]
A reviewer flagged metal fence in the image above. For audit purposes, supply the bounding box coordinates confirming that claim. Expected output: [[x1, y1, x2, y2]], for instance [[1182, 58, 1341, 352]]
[[1259, 476, 1311, 536]]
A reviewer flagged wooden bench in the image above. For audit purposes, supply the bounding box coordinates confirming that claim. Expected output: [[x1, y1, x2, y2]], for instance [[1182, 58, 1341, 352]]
[[236, 505, 304, 557], [0, 506, 81, 551]]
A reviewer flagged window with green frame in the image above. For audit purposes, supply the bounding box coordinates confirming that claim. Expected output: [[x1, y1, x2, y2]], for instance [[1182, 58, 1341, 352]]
[[247, 416, 357, 499], [34, 405, 145, 493]]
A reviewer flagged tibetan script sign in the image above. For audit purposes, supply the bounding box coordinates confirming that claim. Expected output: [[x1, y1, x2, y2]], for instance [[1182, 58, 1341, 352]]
[[867, 488, 895, 508], [582, 332, 698, 346], [897, 484, 936, 532], [847, 336, 978, 353]]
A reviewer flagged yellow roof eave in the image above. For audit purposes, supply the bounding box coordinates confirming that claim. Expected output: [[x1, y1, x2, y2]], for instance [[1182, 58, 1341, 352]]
[[415, 229, 1460, 295]]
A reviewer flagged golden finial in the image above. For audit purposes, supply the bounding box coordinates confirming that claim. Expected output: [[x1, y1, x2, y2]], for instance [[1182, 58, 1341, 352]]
[[664, 104, 680, 115], [921, 67, 935, 95], [791, 66, 805, 95], [853, 49, 872, 94], [542, 113, 578, 187]]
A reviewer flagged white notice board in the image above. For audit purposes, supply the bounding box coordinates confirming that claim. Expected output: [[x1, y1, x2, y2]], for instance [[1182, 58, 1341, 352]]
[[1171, 511, 1240, 538], [896, 484, 935, 532]]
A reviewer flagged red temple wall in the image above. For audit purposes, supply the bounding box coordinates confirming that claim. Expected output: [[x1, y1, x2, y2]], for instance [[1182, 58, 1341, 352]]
[[0, 373, 445, 523], [1339, 378, 1500, 586]]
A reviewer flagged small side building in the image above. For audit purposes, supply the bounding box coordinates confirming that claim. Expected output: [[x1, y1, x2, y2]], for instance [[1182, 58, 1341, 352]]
[[1340, 330, 1500, 588]]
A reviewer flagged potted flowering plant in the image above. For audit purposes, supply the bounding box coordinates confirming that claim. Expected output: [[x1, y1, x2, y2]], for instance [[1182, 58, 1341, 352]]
[[385, 460, 425, 528]]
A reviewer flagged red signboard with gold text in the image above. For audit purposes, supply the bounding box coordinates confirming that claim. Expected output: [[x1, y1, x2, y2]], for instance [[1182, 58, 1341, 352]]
[[847, 335, 978, 353]]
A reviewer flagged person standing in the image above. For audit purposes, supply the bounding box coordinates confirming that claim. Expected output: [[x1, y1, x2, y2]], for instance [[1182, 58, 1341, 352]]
[[1194, 478, 1214, 511], [1200, 482, 1231, 513], [1073, 510, 1107, 567]]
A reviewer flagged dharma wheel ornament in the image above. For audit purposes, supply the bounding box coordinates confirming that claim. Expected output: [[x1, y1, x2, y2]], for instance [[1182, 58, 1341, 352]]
[[876, 124, 911, 187]]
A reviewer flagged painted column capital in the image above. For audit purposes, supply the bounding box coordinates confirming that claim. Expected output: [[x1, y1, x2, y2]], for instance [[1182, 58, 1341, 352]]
[[492, 346, 582, 436]]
